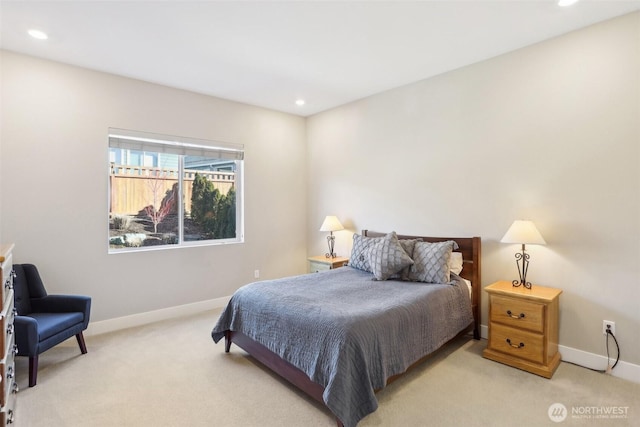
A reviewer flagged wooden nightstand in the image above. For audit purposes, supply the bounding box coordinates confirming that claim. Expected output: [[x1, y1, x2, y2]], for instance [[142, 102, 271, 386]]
[[308, 255, 349, 273], [482, 281, 562, 378]]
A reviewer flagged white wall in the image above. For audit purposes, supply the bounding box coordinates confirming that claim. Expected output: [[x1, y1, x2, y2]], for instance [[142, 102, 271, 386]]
[[307, 13, 640, 365], [0, 50, 308, 322]]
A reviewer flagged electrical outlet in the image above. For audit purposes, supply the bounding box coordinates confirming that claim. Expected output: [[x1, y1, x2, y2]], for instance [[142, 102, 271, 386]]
[[254, 269, 260, 279], [603, 320, 615, 336]]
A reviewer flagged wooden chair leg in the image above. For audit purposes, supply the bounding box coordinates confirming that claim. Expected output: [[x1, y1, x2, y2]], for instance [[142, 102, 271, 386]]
[[29, 355, 38, 387], [76, 332, 88, 354], [27, 334, 86, 388]]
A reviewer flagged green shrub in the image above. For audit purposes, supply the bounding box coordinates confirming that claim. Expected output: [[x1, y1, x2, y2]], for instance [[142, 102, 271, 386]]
[[190, 173, 236, 239]]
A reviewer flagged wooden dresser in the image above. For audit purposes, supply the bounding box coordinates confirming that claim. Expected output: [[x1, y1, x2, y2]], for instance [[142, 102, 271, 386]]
[[483, 281, 562, 379], [307, 255, 349, 273], [0, 244, 17, 426]]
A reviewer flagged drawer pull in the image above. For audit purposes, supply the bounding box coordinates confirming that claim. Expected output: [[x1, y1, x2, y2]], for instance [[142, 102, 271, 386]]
[[6, 366, 13, 380], [6, 323, 13, 335], [506, 338, 525, 349], [11, 381, 18, 394], [506, 310, 525, 319], [4, 270, 16, 290], [7, 409, 13, 424], [12, 344, 18, 356]]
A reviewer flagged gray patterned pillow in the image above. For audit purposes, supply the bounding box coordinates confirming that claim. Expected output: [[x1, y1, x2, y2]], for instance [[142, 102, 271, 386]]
[[389, 238, 421, 280], [367, 232, 415, 281], [408, 240, 458, 284], [349, 234, 383, 272]]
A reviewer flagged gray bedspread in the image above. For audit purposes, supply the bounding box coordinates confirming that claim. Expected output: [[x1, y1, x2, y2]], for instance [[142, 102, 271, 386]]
[[211, 266, 473, 427]]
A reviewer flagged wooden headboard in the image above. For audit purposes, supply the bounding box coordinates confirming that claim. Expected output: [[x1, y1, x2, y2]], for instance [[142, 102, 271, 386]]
[[363, 230, 482, 339]]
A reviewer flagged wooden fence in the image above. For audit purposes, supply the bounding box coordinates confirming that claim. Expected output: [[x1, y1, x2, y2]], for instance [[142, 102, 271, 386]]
[[109, 164, 234, 215]]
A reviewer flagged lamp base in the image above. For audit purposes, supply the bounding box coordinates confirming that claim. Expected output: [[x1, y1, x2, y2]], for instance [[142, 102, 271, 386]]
[[325, 234, 337, 258], [512, 244, 533, 289], [512, 279, 532, 289]]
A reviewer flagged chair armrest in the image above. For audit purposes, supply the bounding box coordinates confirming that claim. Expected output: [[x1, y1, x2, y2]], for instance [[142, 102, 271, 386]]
[[30, 295, 91, 313], [30, 295, 92, 328], [14, 316, 39, 356]]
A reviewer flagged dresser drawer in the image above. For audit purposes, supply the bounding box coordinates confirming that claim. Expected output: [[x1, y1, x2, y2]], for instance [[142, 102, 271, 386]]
[[0, 254, 13, 312], [489, 323, 544, 364], [0, 363, 16, 409], [0, 388, 16, 426], [0, 333, 16, 408], [490, 295, 544, 333], [0, 295, 14, 356]]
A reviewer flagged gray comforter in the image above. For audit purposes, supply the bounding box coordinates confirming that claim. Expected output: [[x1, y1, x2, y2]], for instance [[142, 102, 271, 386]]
[[211, 266, 473, 427]]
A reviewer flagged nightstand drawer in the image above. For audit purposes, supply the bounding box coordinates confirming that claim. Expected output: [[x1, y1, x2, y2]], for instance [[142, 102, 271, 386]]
[[308, 256, 349, 273], [489, 323, 544, 364], [309, 261, 331, 273], [490, 295, 544, 333]]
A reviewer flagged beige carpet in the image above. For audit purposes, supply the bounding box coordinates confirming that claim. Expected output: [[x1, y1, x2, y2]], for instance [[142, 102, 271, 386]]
[[14, 309, 640, 426]]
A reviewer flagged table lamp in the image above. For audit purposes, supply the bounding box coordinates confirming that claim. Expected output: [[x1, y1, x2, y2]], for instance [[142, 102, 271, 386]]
[[501, 220, 546, 289], [320, 216, 344, 258]]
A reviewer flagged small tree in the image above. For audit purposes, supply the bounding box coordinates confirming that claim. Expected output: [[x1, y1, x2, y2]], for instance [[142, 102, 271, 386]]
[[145, 183, 178, 233]]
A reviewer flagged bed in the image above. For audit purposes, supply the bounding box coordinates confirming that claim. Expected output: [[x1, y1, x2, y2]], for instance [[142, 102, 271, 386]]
[[211, 230, 481, 427]]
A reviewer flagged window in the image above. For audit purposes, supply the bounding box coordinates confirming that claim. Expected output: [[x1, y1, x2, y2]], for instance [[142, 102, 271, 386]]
[[108, 128, 244, 252]]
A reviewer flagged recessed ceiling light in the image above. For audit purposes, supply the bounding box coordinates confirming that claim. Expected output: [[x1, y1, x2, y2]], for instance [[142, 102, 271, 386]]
[[295, 99, 305, 106], [558, 0, 579, 7], [28, 29, 48, 40]]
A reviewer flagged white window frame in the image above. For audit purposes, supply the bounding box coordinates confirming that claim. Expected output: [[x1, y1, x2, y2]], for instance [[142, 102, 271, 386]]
[[108, 128, 244, 253]]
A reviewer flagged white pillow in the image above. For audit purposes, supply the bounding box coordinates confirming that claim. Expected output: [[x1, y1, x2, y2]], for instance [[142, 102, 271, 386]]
[[450, 252, 463, 275]]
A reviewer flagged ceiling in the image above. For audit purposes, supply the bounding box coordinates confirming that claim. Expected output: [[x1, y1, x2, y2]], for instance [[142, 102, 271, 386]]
[[1, 1, 639, 116]]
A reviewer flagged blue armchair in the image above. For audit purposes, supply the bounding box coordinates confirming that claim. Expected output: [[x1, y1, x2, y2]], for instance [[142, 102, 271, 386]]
[[12, 264, 91, 387]]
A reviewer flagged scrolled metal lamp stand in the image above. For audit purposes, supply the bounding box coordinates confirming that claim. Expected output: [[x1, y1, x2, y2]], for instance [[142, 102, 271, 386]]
[[512, 243, 532, 289], [325, 232, 337, 258]]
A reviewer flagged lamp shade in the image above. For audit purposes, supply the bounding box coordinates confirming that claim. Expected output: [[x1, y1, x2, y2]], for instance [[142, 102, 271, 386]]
[[501, 220, 546, 245], [319, 216, 344, 232]]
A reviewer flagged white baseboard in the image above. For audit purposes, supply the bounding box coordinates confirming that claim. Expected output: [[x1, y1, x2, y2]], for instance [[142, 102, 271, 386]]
[[480, 324, 489, 339], [85, 296, 231, 336], [558, 344, 640, 384], [479, 323, 639, 384]]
